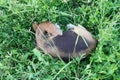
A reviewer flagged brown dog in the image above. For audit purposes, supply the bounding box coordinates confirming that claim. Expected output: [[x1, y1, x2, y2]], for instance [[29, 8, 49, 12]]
[[33, 21, 98, 61]]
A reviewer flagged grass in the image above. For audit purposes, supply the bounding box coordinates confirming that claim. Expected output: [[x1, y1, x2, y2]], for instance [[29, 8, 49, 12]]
[[0, 0, 120, 80]]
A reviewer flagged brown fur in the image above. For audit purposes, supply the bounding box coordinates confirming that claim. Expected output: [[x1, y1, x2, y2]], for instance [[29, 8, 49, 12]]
[[33, 21, 98, 61], [33, 21, 62, 41]]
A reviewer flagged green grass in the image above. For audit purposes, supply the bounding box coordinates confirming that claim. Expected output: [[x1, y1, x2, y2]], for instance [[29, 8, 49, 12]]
[[0, 0, 120, 80]]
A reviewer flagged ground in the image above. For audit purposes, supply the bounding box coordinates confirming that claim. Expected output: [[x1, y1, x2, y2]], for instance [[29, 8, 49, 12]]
[[0, 0, 120, 80]]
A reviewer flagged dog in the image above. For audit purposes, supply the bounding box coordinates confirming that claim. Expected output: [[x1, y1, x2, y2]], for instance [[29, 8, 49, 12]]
[[33, 21, 98, 61]]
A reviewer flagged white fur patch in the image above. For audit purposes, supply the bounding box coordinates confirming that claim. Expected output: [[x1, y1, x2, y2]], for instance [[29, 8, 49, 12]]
[[55, 23, 63, 35], [55, 23, 61, 29], [67, 23, 76, 29]]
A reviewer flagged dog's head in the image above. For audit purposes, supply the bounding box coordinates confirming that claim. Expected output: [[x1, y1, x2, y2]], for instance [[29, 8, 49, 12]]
[[33, 21, 62, 39]]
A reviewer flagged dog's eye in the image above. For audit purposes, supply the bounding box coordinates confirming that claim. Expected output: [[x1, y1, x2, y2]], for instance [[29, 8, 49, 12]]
[[44, 31, 48, 35]]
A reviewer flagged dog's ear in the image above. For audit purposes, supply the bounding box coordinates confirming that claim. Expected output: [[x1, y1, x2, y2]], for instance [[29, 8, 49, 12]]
[[33, 21, 38, 31]]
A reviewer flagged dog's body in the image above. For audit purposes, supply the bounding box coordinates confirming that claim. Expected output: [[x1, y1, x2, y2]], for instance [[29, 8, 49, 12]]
[[33, 21, 98, 61]]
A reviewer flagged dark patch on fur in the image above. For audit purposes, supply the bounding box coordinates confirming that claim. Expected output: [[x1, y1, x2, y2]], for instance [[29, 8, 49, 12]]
[[51, 31, 89, 53]]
